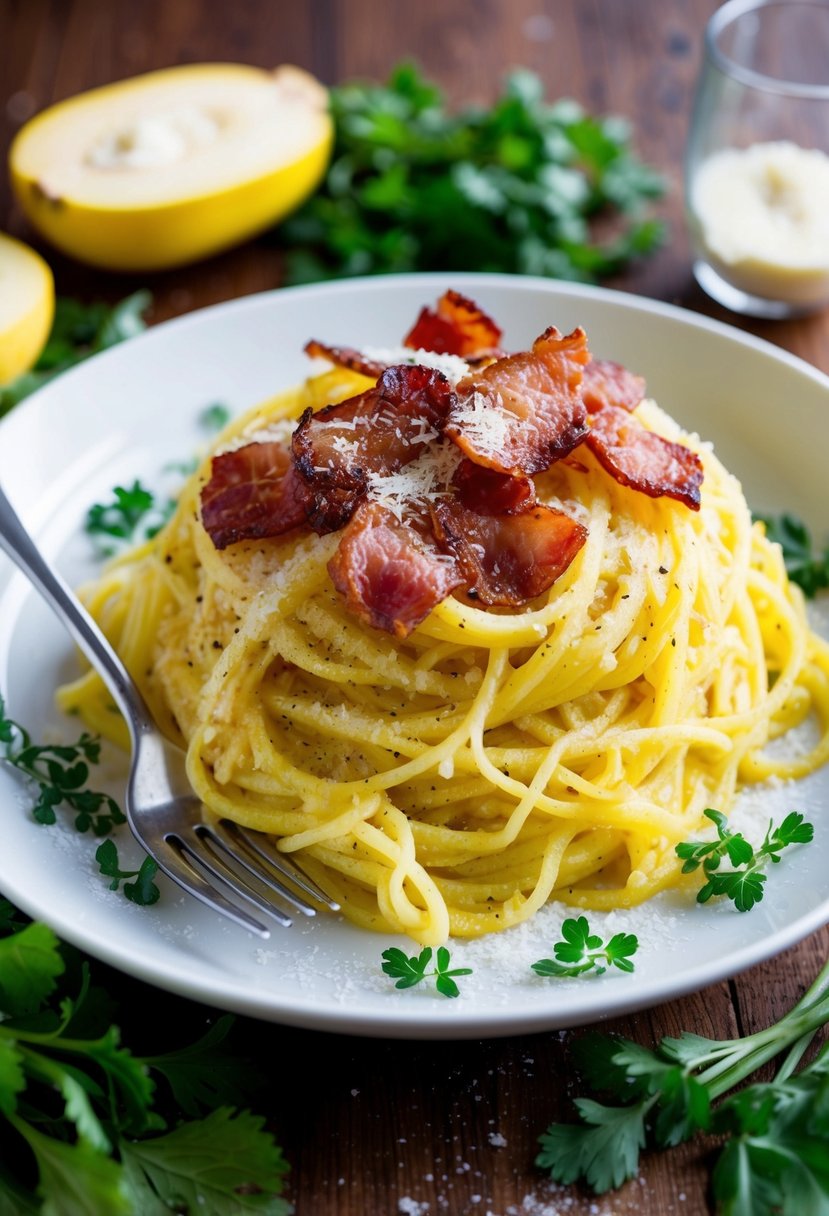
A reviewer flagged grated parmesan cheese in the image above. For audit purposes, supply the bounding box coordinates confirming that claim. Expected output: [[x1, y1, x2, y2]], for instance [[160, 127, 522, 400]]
[[362, 344, 471, 386], [366, 443, 462, 521], [448, 389, 512, 458]]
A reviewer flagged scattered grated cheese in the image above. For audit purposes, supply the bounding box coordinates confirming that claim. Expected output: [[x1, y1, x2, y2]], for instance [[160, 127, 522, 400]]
[[366, 443, 462, 521], [449, 390, 512, 458], [362, 344, 472, 386]]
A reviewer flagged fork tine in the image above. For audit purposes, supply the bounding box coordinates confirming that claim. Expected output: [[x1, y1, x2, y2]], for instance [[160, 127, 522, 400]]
[[195, 822, 317, 918], [158, 842, 273, 938], [171, 831, 296, 927], [217, 820, 341, 912]]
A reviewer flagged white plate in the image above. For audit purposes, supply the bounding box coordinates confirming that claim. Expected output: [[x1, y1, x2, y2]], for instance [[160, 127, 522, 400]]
[[1, 273, 827, 1040]]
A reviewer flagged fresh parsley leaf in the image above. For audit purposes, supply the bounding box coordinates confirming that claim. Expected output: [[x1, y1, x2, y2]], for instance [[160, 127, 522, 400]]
[[0, 291, 151, 419], [141, 1015, 264, 1118], [757, 512, 829, 598], [118, 1107, 291, 1215], [531, 916, 638, 978], [676, 808, 814, 912], [381, 944, 472, 998], [0, 694, 125, 836], [537, 1094, 655, 1193], [280, 63, 664, 285], [199, 402, 232, 432], [95, 841, 160, 906], [85, 479, 175, 557], [0, 922, 64, 1018]]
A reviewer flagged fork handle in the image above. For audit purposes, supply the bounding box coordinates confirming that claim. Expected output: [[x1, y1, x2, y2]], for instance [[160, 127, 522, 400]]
[[0, 482, 153, 742]]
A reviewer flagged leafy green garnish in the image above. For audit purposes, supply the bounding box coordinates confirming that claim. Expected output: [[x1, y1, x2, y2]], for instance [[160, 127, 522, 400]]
[[85, 479, 175, 557], [0, 292, 151, 419], [537, 957, 829, 1208], [676, 809, 813, 912], [199, 402, 232, 432], [280, 62, 664, 285], [531, 916, 638, 978], [756, 512, 829, 598], [381, 945, 473, 998], [0, 692, 125, 835], [95, 841, 160, 906], [0, 912, 291, 1213]]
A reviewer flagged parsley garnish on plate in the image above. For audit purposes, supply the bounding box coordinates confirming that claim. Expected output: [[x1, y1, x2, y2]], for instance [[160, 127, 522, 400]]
[[95, 839, 160, 906], [0, 904, 291, 1213], [756, 511, 829, 598], [381, 945, 473, 998], [85, 478, 176, 557], [0, 291, 151, 419], [280, 62, 664, 285], [676, 808, 814, 911], [0, 692, 124, 835], [531, 916, 638, 978]]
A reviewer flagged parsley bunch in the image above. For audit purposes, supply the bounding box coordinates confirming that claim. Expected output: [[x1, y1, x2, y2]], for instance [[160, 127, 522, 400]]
[[85, 479, 176, 558], [537, 954, 829, 1210], [0, 292, 151, 419], [281, 62, 664, 284], [676, 809, 814, 912], [0, 901, 291, 1214], [757, 512, 829, 598]]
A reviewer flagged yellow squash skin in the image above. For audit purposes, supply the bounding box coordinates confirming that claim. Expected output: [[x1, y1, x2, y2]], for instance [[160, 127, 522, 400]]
[[9, 65, 333, 272], [0, 233, 54, 384]]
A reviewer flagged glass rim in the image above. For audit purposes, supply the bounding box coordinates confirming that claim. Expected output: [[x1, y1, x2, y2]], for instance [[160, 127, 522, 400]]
[[707, 0, 829, 99]]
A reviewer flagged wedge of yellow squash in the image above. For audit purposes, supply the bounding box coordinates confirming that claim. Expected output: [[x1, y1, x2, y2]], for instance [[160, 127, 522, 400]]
[[9, 64, 333, 272], [0, 233, 54, 385]]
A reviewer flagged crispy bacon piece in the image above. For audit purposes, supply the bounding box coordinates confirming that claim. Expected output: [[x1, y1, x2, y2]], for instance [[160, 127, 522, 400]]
[[452, 458, 535, 515], [586, 405, 703, 510], [304, 340, 387, 381], [200, 441, 310, 550], [582, 359, 646, 415], [446, 326, 590, 477], [432, 499, 588, 607], [404, 290, 503, 359], [328, 501, 463, 638], [292, 364, 455, 533]]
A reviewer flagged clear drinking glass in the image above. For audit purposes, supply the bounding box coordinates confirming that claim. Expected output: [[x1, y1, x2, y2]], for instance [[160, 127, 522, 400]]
[[686, 0, 829, 318]]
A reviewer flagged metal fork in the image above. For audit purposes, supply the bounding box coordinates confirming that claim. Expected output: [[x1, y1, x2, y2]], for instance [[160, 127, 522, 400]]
[[0, 482, 339, 938]]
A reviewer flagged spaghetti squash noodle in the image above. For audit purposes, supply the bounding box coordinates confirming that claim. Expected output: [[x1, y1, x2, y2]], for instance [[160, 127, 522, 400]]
[[58, 306, 829, 945]]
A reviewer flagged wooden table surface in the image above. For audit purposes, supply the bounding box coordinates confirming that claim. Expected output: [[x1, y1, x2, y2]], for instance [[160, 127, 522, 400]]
[[2, 2, 828, 1214]]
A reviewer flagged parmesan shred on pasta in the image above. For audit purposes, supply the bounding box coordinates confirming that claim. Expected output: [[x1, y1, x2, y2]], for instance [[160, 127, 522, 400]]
[[58, 314, 829, 946]]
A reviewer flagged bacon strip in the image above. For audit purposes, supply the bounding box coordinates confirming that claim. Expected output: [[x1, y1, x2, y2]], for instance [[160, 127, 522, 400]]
[[292, 364, 456, 533], [200, 441, 310, 550], [447, 327, 590, 477], [328, 501, 463, 638], [404, 290, 503, 358], [582, 359, 646, 415], [452, 459, 535, 516], [432, 499, 587, 607], [586, 405, 703, 510], [304, 340, 387, 381]]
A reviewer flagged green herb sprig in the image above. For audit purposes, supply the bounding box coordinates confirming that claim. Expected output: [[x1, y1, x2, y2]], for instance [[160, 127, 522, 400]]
[[95, 840, 160, 907], [756, 512, 829, 598], [0, 693, 125, 835], [536, 955, 829, 1207], [0, 292, 151, 419], [676, 809, 813, 912], [0, 905, 291, 1214], [280, 63, 664, 285], [85, 479, 175, 557], [531, 916, 638, 978], [381, 945, 473, 998]]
